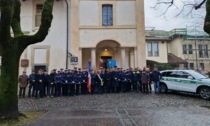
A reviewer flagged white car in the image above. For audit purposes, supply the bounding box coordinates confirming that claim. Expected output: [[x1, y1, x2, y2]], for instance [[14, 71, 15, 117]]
[[160, 70, 210, 100]]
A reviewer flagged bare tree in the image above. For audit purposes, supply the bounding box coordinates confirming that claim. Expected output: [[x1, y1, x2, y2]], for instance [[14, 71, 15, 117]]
[[153, 0, 210, 34], [0, 0, 54, 119]]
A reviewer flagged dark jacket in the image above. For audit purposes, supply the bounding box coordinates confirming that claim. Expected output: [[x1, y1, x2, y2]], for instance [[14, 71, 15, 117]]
[[151, 71, 161, 82], [91, 73, 96, 85], [141, 72, 150, 84]]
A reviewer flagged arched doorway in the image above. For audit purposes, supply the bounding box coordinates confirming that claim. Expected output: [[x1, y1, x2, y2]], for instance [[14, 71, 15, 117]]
[[81, 40, 134, 69], [96, 40, 121, 69]]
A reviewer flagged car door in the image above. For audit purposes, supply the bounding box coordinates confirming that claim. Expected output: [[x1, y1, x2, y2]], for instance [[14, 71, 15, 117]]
[[173, 71, 197, 92], [161, 71, 179, 90]]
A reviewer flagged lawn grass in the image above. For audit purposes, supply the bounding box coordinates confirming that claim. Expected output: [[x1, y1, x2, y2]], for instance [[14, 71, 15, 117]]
[[0, 111, 47, 126]]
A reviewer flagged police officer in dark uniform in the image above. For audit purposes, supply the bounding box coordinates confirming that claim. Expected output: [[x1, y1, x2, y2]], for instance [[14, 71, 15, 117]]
[[112, 67, 120, 93], [105, 69, 112, 93], [35, 69, 44, 98], [81, 69, 88, 94], [49, 69, 56, 97], [132, 69, 139, 92], [121, 69, 128, 93], [62, 69, 69, 96], [43, 71, 50, 97], [91, 70, 96, 94], [69, 69, 76, 96], [28, 70, 36, 97], [75, 68, 82, 95], [127, 69, 133, 92], [54, 70, 63, 97]]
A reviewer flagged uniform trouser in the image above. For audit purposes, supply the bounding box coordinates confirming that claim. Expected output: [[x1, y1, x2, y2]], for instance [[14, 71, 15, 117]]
[[43, 83, 47, 96], [118, 81, 122, 93], [28, 83, 34, 97], [91, 84, 95, 94], [19, 87, 26, 97], [127, 81, 132, 92], [142, 83, 148, 93], [56, 83, 62, 96], [62, 84, 68, 96], [139, 81, 142, 92], [97, 85, 103, 94], [132, 81, 138, 91], [50, 84, 55, 96], [148, 81, 152, 93], [34, 84, 39, 98], [81, 82, 87, 94], [112, 80, 118, 93], [122, 82, 127, 93], [39, 84, 44, 97], [69, 84, 75, 96], [46, 83, 51, 96], [76, 84, 81, 95], [106, 80, 111, 93]]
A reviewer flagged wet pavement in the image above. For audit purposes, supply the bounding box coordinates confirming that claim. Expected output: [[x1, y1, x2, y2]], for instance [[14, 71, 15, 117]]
[[20, 92, 210, 126]]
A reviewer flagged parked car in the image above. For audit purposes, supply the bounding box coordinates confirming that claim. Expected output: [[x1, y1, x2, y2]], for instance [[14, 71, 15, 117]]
[[160, 70, 210, 100]]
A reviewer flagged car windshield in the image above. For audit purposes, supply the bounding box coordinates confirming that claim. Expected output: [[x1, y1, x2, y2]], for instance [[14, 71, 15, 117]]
[[189, 70, 208, 79]]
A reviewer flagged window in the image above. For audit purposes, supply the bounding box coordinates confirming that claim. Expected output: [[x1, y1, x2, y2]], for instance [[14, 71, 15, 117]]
[[147, 42, 159, 57], [188, 45, 193, 54], [183, 45, 187, 54], [153, 42, 159, 56], [35, 4, 43, 27], [199, 45, 209, 58], [184, 63, 188, 69], [147, 42, 153, 56], [182, 44, 193, 54], [200, 63, 204, 70], [102, 5, 113, 26], [190, 63, 194, 70]]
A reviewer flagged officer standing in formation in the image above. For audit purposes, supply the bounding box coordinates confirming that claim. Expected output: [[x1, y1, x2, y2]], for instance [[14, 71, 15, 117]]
[[26, 66, 161, 99]]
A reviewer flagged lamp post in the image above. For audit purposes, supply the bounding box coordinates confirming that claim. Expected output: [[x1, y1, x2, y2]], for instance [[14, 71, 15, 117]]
[[64, 0, 69, 69]]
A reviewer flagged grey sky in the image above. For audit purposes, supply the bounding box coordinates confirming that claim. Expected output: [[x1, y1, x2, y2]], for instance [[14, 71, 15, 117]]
[[144, 0, 206, 34]]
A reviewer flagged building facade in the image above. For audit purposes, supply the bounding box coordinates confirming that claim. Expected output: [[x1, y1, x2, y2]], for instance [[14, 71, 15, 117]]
[[19, 0, 146, 74], [146, 28, 210, 72]]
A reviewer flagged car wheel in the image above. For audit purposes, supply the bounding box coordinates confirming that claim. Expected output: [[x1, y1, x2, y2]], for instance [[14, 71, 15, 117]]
[[199, 87, 210, 100], [160, 83, 168, 93]]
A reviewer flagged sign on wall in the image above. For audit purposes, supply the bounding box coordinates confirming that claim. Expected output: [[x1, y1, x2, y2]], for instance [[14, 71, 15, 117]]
[[70, 56, 78, 65], [21, 59, 29, 67]]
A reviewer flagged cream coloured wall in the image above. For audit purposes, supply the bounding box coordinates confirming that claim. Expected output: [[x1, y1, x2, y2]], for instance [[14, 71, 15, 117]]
[[79, 1, 99, 26], [20, 0, 33, 32], [19, 0, 70, 75], [116, 1, 136, 26], [146, 41, 168, 63], [79, 29, 136, 48], [167, 37, 183, 57]]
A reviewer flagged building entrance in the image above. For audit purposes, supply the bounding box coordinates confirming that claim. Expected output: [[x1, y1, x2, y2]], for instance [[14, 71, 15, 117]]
[[101, 56, 112, 69], [34, 65, 47, 74]]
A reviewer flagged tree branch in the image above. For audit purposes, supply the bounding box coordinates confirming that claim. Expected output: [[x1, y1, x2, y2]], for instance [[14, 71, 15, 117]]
[[195, 0, 206, 10], [15, 0, 54, 48], [0, 0, 14, 48], [152, 0, 174, 9], [11, 0, 23, 37]]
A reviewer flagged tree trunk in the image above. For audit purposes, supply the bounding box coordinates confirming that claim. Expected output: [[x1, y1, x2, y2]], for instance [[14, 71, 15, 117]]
[[0, 43, 21, 119], [0, 0, 54, 119], [204, 0, 210, 34]]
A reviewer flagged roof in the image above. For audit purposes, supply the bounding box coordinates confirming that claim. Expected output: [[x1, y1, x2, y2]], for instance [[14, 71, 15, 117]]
[[168, 53, 187, 64]]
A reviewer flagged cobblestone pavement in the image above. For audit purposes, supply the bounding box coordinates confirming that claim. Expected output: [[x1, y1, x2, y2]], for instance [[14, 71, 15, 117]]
[[20, 92, 210, 126]]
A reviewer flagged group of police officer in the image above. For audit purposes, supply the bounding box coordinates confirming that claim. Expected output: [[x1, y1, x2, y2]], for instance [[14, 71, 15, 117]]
[[27, 67, 154, 99]]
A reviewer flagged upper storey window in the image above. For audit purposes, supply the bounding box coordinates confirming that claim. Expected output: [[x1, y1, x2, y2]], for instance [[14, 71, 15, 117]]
[[35, 4, 43, 27], [102, 5, 113, 26]]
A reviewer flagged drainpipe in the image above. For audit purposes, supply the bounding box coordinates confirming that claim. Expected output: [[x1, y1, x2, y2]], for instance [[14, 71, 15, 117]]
[[65, 0, 69, 69]]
